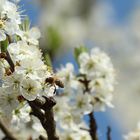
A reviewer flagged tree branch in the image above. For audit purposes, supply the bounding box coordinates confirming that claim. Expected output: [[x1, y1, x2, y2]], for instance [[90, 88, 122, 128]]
[[39, 135, 47, 140], [80, 127, 90, 132], [106, 126, 111, 140], [28, 97, 59, 140], [0, 119, 17, 140], [89, 112, 98, 140], [5, 51, 15, 73], [0, 35, 15, 73]]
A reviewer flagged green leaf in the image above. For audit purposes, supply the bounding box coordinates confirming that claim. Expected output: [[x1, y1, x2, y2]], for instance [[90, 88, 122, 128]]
[[15, 35, 21, 42], [44, 53, 52, 68], [1, 38, 8, 52], [74, 45, 88, 64], [46, 26, 62, 58]]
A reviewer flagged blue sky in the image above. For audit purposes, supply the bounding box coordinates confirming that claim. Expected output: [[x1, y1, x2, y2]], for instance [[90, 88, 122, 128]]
[[20, 0, 138, 24], [110, 0, 137, 22]]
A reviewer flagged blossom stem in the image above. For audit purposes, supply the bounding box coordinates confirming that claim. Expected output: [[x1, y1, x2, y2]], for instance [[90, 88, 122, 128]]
[[80, 127, 90, 132], [5, 51, 15, 73], [4, 35, 15, 73], [106, 126, 111, 140], [0, 119, 17, 140], [89, 112, 98, 140], [28, 97, 59, 140], [39, 135, 47, 140], [0, 51, 15, 73]]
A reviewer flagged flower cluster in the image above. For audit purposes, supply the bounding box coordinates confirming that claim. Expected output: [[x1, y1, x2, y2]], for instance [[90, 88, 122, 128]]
[[78, 48, 115, 111], [55, 47, 115, 139], [0, 0, 21, 41], [0, 1, 116, 139], [124, 122, 140, 140], [0, 0, 55, 119]]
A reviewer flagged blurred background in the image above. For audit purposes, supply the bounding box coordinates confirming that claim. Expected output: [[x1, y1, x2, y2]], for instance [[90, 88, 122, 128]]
[[19, 0, 140, 139]]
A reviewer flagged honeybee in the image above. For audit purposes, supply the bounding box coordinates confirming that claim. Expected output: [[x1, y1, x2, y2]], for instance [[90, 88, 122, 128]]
[[45, 76, 64, 88], [45, 76, 64, 94]]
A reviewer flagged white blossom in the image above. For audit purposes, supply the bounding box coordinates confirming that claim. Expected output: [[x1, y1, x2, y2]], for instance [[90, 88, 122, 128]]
[[20, 78, 42, 101], [78, 48, 115, 111], [124, 122, 140, 140], [56, 63, 79, 93], [0, 87, 19, 116], [3, 72, 23, 91], [17, 27, 41, 45], [59, 128, 91, 140], [54, 46, 115, 139], [78, 48, 114, 80], [0, 30, 6, 41], [70, 91, 93, 115], [0, 0, 21, 41], [11, 104, 31, 130]]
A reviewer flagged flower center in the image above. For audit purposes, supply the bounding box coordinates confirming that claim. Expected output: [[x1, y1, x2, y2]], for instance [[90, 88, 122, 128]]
[[66, 136, 73, 140], [24, 85, 35, 94], [77, 100, 85, 108], [0, 19, 5, 29], [87, 59, 95, 70], [7, 96, 13, 104], [27, 86, 34, 92], [64, 115, 72, 123]]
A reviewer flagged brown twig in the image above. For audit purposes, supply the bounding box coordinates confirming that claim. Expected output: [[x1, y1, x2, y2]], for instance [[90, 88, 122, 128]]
[[6, 35, 15, 73], [106, 126, 111, 140], [89, 112, 98, 140], [28, 97, 59, 140], [39, 135, 47, 140], [0, 119, 17, 140], [78, 74, 98, 140], [0, 35, 15, 73], [5, 51, 15, 73], [0, 51, 15, 74], [80, 127, 90, 132], [78, 75, 90, 93]]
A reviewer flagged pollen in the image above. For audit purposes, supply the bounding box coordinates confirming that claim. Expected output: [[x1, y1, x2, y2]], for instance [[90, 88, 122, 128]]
[[0, 19, 5, 29]]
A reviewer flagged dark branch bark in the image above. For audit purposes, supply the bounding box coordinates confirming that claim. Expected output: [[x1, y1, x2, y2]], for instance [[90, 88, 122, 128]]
[[79, 74, 99, 140], [0, 51, 15, 74], [0, 119, 17, 140], [80, 127, 90, 132], [89, 112, 98, 140], [106, 126, 111, 140], [39, 135, 47, 140], [5, 51, 15, 73], [0, 35, 15, 73], [28, 97, 59, 140], [6, 35, 15, 73]]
